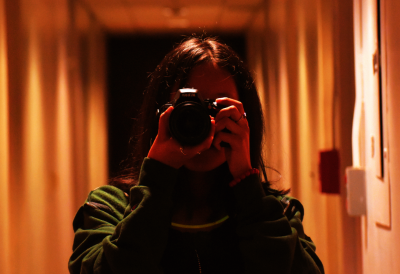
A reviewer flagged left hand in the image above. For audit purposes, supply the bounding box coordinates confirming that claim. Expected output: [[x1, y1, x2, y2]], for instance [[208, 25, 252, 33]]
[[212, 97, 252, 178], [148, 106, 215, 169]]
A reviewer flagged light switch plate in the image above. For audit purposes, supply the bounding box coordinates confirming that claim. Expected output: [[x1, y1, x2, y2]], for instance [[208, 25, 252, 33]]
[[346, 167, 366, 216]]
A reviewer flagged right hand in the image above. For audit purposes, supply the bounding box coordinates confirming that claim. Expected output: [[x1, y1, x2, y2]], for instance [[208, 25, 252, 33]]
[[147, 106, 216, 169]]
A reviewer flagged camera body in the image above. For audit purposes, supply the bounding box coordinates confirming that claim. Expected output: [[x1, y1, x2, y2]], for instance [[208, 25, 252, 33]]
[[158, 88, 223, 146]]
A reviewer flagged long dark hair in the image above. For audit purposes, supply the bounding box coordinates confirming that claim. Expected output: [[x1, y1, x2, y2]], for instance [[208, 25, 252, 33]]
[[110, 36, 287, 196]]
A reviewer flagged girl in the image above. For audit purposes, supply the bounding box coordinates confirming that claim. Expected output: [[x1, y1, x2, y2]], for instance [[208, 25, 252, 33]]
[[69, 36, 324, 274]]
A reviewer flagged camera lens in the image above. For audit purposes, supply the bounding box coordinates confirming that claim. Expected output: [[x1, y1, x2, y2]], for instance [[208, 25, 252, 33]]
[[169, 102, 211, 146]]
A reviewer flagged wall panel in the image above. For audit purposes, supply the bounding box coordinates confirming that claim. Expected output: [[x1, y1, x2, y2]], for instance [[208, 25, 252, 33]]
[[0, 0, 107, 273], [354, 0, 400, 272]]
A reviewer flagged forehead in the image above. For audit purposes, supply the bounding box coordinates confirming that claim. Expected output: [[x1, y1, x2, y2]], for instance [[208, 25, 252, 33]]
[[185, 63, 239, 100]]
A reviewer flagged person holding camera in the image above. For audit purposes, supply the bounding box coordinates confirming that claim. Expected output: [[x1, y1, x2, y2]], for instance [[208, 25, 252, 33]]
[[68, 36, 324, 274]]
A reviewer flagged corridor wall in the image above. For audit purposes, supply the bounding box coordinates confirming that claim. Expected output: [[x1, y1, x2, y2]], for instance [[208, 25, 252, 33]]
[[0, 0, 107, 273], [353, 0, 400, 272]]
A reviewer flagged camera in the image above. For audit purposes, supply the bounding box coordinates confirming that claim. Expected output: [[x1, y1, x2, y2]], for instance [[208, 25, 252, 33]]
[[158, 88, 225, 146]]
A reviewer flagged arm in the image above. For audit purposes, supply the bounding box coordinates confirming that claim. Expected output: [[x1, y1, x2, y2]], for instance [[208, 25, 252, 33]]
[[69, 102, 215, 274], [68, 158, 178, 274], [212, 97, 323, 273], [232, 175, 325, 274]]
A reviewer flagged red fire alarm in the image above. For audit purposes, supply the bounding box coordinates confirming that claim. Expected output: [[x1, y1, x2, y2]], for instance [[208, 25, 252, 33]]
[[319, 149, 340, 194]]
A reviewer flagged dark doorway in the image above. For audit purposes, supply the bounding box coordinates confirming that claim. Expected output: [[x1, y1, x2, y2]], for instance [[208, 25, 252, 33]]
[[106, 33, 246, 176]]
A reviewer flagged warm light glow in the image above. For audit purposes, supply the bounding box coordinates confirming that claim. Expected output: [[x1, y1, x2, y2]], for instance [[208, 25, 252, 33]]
[[317, 0, 334, 151], [163, 7, 188, 18], [297, 7, 311, 201], [0, 0, 10, 272], [2, 1, 108, 273], [168, 18, 189, 29], [88, 31, 108, 191], [278, 41, 292, 191], [24, 24, 46, 273], [56, 36, 74, 261]]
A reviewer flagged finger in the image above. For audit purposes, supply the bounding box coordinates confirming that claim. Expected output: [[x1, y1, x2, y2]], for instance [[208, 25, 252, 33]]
[[200, 118, 216, 151], [215, 105, 243, 123], [190, 119, 216, 153], [213, 131, 242, 151], [293, 211, 302, 220], [215, 117, 245, 136], [215, 97, 245, 114], [158, 106, 173, 139], [179, 118, 215, 155]]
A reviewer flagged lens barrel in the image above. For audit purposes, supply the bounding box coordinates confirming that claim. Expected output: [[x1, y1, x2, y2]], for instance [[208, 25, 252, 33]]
[[169, 101, 211, 146]]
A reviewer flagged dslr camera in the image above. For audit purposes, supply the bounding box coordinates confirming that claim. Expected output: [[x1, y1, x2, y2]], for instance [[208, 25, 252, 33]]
[[158, 88, 226, 146]]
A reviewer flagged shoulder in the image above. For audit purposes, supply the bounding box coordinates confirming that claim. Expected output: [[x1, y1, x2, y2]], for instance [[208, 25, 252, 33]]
[[88, 185, 130, 204], [85, 185, 130, 215], [72, 185, 130, 231]]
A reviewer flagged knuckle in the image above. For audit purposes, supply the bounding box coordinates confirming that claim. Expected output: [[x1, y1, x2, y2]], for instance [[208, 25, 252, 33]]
[[222, 106, 235, 114]]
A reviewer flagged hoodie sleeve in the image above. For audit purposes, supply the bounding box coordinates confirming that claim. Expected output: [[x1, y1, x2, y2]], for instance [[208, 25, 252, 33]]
[[232, 174, 325, 274], [68, 157, 178, 274]]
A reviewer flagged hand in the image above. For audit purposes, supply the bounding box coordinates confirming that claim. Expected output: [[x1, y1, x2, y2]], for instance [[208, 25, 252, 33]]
[[147, 106, 216, 169], [212, 98, 252, 178]]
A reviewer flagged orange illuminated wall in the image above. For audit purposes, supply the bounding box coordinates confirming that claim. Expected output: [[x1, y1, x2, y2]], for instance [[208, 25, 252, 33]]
[[0, 0, 107, 273], [0, 0, 11, 273], [353, 0, 400, 273]]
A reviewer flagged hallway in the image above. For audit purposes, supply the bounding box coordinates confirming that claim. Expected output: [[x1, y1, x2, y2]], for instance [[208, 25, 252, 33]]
[[1, 0, 399, 273]]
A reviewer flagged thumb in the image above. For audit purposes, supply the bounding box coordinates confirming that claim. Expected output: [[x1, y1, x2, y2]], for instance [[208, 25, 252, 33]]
[[158, 106, 173, 139]]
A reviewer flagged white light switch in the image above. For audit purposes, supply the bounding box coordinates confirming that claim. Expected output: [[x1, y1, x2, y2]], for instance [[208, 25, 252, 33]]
[[345, 167, 366, 216]]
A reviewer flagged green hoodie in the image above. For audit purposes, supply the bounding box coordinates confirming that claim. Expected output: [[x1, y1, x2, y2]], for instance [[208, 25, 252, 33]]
[[69, 157, 324, 274]]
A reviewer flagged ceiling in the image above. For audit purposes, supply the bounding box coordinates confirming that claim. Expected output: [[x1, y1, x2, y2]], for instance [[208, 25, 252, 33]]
[[79, 0, 263, 33]]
